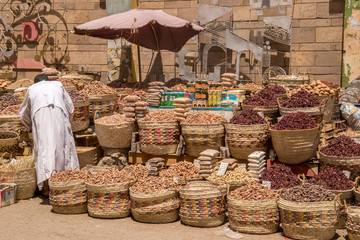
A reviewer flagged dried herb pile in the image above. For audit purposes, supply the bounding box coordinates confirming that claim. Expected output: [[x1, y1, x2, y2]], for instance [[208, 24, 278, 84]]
[[273, 112, 317, 130], [260, 163, 300, 190], [309, 167, 354, 190], [320, 135, 360, 157], [281, 90, 320, 108], [230, 109, 266, 125]]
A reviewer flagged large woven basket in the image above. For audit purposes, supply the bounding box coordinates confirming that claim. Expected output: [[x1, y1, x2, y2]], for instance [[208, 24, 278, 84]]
[[71, 100, 90, 133], [88, 94, 117, 119], [329, 188, 354, 229], [76, 147, 100, 169], [49, 179, 87, 214], [319, 152, 360, 181], [95, 119, 134, 149], [138, 121, 180, 155], [130, 188, 179, 223], [86, 181, 130, 219], [181, 123, 224, 158], [0, 131, 19, 154], [228, 197, 279, 234], [241, 105, 279, 120], [269, 126, 320, 164], [179, 181, 227, 227], [355, 177, 360, 206], [346, 206, 360, 240], [278, 197, 339, 240], [225, 124, 269, 160], [279, 103, 326, 124], [0, 114, 25, 133], [0, 167, 36, 200]]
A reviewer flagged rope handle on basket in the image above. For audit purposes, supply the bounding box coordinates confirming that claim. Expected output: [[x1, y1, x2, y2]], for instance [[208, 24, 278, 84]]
[[275, 188, 284, 204], [343, 199, 348, 211], [226, 183, 230, 197], [334, 194, 341, 210], [297, 174, 306, 184], [268, 69, 276, 80], [319, 98, 328, 107], [276, 97, 282, 107], [0, 152, 13, 165], [50, 169, 58, 177], [265, 117, 272, 129], [93, 110, 99, 123], [355, 176, 360, 188]]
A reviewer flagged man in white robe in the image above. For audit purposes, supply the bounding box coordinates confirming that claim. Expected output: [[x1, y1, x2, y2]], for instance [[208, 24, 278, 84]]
[[19, 74, 79, 195]]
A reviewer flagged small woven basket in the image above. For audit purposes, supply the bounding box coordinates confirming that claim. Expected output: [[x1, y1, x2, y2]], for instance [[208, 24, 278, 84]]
[[225, 123, 269, 160], [138, 121, 180, 155], [130, 188, 179, 223], [181, 123, 224, 158], [346, 206, 360, 240], [270, 126, 320, 164], [227, 197, 279, 234], [278, 197, 339, 240], [86, 181, 130, 219], [279, 100, 326, 124], [0, 131, 19, 154], [0, 114, 26, 133], [179, 181, 227, 227], [49, 179, 87, 214], [319, 152, 360, 181]]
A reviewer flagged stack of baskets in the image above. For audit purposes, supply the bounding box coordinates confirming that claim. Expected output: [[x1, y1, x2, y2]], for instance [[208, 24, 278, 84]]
[[138, 121, 180, 155], [181, 123, 224, 158]]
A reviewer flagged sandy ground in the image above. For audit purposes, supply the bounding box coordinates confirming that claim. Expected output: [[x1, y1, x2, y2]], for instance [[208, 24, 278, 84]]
[[0, 196, 348, 240]]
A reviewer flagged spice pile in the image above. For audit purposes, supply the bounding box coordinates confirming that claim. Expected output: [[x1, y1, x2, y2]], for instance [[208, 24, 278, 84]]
[[148, 82, 164, 107], [0, 105, 20, 115], [281, 90, 320, 108], [159, 162, 200, 181], [164, 78, 188, 88], [146, 158, 165, 176], [230, 109, 266, 125], [281, 183, 335, 202], [0, 93, 17, 111], [81, 81, 117, 95], [183, 112, 226, 124], [173, 98, 192, 122], [141, 110, 176, 122], [309, 167, 354, 190], [229, 182, 276, 201], [95, 114, 128, 125], [123, 95, 140, 121], [289, 80, 339, 97], [320, 135, 360, 157], [221, 73, 237, 89], [261, 163, 300, 190], [243, 90, 277, 106], [273, 112, 317, 130], [67, 89, 88, 102], [130, 176, 177, 193], [207, 167, 251, 184], [121, 164, 149, 178], [50, 169, 90, 182], [86, 167, 135, 185]]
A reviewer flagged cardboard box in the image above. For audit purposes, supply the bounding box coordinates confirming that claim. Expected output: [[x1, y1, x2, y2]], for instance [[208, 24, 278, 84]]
[[0, 183, 16, 207], [267, 159, 319, 177]]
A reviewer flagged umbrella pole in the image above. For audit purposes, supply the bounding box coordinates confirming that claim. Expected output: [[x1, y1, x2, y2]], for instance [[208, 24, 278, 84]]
[[137, 43, 142, 83]]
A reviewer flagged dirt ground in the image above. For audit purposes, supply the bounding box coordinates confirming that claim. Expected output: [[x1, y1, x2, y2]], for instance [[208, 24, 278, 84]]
[[0, 196, 348, 240]]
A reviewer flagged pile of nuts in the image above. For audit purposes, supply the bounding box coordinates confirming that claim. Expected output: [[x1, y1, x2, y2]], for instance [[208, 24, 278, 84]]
[[86, 167, 135, 185], [309, 167, 354, 191], [207, 167, 251, 184], [0, 93, 18, 111], [141, 110, 177, 122], [50, 169, 90, 182], [183, 112, 226, 124], [239, 83, 263, 91], [58, 77, 81, 88], [0, 105, 20, 115], [320, 135, 360, 157], [67, 89, 88, 102], [260, 163, 300, 190], [159, 162, 200, 181], [0, 79, 11, 88], [121, 164, 149, 179], [130, 176, 177, 193], [80, 81, 117, 95], [273, 112, 318, 130], [171, 84, 187, 92], [229, 182, 276, 201], [281, 183, 335, 202], [95, 114, 129, 125], [230, 109, 266, 125], [289, 80, 339, 97]]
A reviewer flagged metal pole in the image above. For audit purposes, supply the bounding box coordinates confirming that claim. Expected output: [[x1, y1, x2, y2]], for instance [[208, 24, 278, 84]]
[[137, 43, 142, 83]]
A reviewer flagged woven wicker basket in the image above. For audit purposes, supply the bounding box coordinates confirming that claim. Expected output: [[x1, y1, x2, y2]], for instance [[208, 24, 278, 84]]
[[354, 177, 360, 206], [0, 166, 36, 200], [76, 147, 100, 169], [181, 123, 224, 158], [0, 131, 19, 154], [319, 152, 360, 181], [278, 197, 339, 240], [71, 100, 90, 133], [279, 99, 326, 124], [88, 94, 117, 119], [95, 119, 134, 149], [241, 105, 279, 120], [86, 181, 130, 218], [270, 126, 320, 164], [179, 181, 227, 227], [130, 188, 179, 223], [228, 198, 279, 234], [329, 188, 354, 229], [139, 121, 180, 155], [346, 206, 360, 240], [49, 179, 87, 214], [269, 74, 310, 88], [225, 124, 269, 160], [0, 114, 25, 133]]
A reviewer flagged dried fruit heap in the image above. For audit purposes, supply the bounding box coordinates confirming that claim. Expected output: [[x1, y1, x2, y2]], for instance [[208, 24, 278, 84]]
[[230, 109, 266, 125], [159, 162, 199, 181], [130, 176, 177, 193], [261, 163, 300, 190], [273, 112, 317, 130], [281, 183, 335, 202], [282, 90, 320, 108], [309, 167, 354, 190], [229, 182, 276, 201], [183, 112, 226, 124], [321, 135, 360, 157]]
